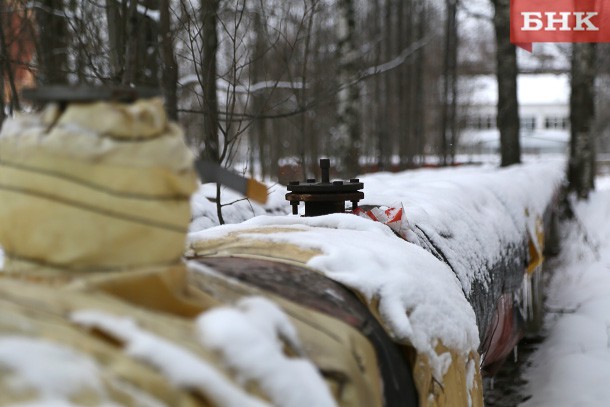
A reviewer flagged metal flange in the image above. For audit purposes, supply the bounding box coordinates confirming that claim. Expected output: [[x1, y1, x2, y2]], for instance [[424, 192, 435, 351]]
[[286, 158, 364, 216]]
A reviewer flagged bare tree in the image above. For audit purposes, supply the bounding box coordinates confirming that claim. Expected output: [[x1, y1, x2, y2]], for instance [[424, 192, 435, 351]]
[[105, 0, 126, 82], [491, 0, 520, 166], [122, 0, 139, 86], [380, 0, 393, 171], [10, 0, 449, 184], [160, 0, 179, 120], [412, 0, 427, 164], [199, 0, 221, 162], [370, 0, 384, 170], [568, 43, 597, 199], [248, 5, 267, 178], [336, 0, 360, 176], [298, 0, 318, 179], [440, 0, 458, 166], [100, 0, 159, 86], [35, 0, 68, 84]]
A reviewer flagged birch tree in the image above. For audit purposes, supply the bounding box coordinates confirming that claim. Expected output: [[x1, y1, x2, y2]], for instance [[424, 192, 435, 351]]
[[336, 0, 360, 176], [248, 5, 267, 178]]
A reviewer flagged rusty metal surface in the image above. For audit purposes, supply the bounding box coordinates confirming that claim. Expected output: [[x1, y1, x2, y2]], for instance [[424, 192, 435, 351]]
[[22, 85, 160, 104], [285, 192, 364, 202], [197, 256, 364, 326], [285, 159, 364, 216], [194, 256, 418, 407]]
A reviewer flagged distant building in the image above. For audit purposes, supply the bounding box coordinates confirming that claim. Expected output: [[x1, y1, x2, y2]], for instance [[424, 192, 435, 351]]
[[459, 74, 569, 155]]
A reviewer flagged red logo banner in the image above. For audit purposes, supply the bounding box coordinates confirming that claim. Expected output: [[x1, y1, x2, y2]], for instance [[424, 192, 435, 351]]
[[510, 0, 610, 51]]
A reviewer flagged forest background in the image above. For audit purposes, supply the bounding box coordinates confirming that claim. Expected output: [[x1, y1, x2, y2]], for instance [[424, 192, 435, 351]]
[[0, 0, 607, 199]]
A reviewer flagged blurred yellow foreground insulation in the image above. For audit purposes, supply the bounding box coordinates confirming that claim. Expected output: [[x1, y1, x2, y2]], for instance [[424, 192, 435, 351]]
[[0, 96, 483, 407], [0, 97, 372, 406], [0, 98, 198, 273]]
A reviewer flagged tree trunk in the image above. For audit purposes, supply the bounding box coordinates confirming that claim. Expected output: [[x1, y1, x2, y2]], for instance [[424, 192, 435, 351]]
[[105, 0, 126, 83], [69, 0, 87, 83], [201, 0, 223, 224], [396, 0, 406, 167], [373, 0, 385, 170], [159, 0, 178, 120], [122, 0, 139, 86], [36, 0, 68, 85], [440, 0, 457, 166], [270, 120, 280, 180], [413, 0, 426, 165], [301, 2, 314, 179], [201, 0, 220, 163], [448, 6, 458, 164], [405, 0, 417, 167], [568, 43, 597, 199], [0, 0, 20, 112], [337, 0, 360, 176], [492, 0, 520, 166], [380, 0, 393, 170], [250, 7, 267, 179]]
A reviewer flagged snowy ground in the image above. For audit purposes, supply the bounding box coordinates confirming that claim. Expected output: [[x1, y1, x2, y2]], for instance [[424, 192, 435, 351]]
[[520, 175, 610, 406]]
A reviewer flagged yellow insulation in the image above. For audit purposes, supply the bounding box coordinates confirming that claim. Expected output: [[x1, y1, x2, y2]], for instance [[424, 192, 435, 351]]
[[0, 99, 198, 272]]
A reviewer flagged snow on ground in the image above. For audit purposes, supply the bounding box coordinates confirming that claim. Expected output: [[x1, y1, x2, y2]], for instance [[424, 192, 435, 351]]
[[520, 175, 610, 407]]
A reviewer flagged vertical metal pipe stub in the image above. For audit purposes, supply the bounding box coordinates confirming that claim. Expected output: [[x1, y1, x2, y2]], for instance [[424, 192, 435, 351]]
[[285, 158, 364, 217]]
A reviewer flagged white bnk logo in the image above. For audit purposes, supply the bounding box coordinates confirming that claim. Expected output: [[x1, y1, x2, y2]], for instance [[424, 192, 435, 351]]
[[521, 12, 599, 31]]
